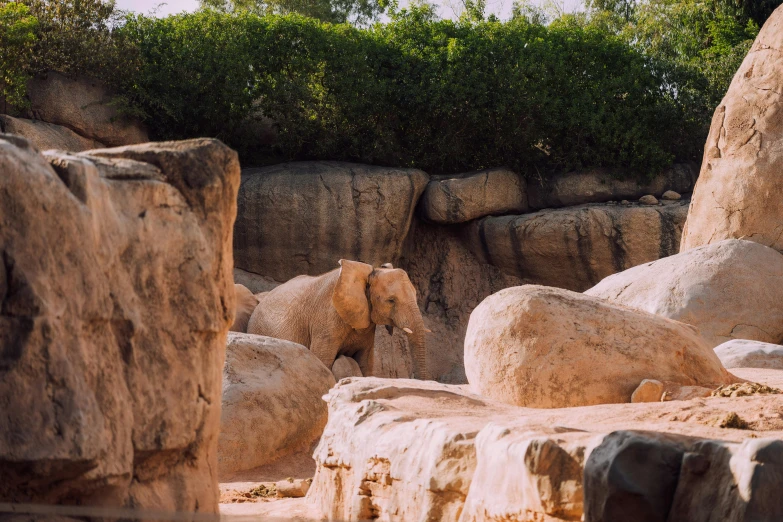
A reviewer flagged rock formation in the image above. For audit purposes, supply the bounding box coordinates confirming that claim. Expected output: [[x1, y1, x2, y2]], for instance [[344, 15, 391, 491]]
[[463, 200, 688, 291], [464, 286, 734, 408], [234, 162, 428, 282], [419, 167, 528, 224], [218, 333, 335, 475], [586, 239, 783, 348], [25, 71, 149, 147], [680, 7, 783, 253], [715, 340, 783, 370], [307, 378, 783, 522], [527, 164, 697, 209], [0, 135, 238, 511], [0, 114, 104, 152]]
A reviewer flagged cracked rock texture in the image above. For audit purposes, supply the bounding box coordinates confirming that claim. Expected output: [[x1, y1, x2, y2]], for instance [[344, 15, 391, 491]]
[[715, 339, 783, 370], [0, 135, 239, 511], [464, 286, 734, 408], [234, 162, 428, 282], [218, 333, 335, 475], [463, 201, 688, 291], [681, 7, 783, 253], [586, 239, 783, 348], [307, 377, 783, 522], [419, 168, 528, 224]]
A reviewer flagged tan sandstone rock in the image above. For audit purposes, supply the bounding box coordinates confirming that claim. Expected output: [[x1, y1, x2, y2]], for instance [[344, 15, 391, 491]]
[[234, 161, 428, 282], [586, 239, 783, 347], [527, 164, 697, 209], [639, 194, 658, 205], [0, 136, 239, 511], [715, 339, 783, 370], [680, 8, 783, 253], [662, 190, 682, 200], [218, 333, 335, 476], [26, 71, 149, 147], [464, 200, 688, 291], [230, 284, 259, 333], [331, 355, 363, 381], [631, 379, 665, 403], [307, 377, 783, 522], [419, 167, 528, 224], [464, 285, 734, 408], [0, 114, 104, 151]]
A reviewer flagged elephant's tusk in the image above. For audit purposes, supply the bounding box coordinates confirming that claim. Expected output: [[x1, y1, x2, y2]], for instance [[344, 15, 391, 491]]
[[402, 327, 413, 334], [424, 328, 432, 333]]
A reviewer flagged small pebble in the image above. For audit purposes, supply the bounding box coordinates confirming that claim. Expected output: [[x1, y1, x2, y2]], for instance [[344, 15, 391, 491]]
[[639, 195, 658, 205]]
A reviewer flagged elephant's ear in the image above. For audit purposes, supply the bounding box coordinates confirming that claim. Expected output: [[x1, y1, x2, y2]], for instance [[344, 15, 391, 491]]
[[332, 259, 373, 330]]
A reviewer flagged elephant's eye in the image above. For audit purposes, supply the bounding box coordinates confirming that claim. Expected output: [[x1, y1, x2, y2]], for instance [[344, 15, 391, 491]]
[[387, 298, 396, 304]]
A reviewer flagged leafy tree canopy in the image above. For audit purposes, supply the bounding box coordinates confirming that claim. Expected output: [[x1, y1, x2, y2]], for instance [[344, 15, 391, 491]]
[[199, 0, 389, 24]]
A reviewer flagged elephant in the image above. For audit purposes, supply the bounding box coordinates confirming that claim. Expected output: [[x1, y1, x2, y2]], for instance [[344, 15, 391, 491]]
[[247, 259, 429, 380], [230, 283, 260, 333]]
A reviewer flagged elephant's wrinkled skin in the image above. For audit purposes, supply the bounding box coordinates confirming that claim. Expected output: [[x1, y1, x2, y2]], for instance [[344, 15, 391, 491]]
[[247, 260, 428, 380]]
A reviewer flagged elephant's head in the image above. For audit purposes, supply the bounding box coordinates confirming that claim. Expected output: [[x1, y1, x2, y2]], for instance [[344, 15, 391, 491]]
[[332, 259, 429, 380]]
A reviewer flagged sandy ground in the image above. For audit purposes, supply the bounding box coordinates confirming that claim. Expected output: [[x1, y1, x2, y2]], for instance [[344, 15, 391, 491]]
[[218, 367, 783, 520]]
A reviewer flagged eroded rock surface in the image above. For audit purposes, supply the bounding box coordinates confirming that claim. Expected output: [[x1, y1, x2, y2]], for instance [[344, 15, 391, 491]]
[[680, 7, 783, 253], [464, 201, 688, 291], [307, 377, 783, 522], [464, 286, 734, 408], [218, 333, 335, 476], [419, 167, 528, 224], [586, 240, 783, 347], [234, 162, 428, 282], [0, 136, 239, 511]]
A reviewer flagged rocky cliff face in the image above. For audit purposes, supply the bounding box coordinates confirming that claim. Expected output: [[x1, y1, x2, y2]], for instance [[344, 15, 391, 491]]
[[0, 135, 239, 511], [232, 160, 696, 383]]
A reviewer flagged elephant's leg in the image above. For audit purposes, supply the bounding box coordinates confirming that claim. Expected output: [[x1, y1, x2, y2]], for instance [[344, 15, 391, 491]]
[[310, 332, 343, 372]]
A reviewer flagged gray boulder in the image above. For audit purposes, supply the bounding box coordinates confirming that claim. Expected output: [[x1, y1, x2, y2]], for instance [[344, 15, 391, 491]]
[[714, 339, 783, 370]]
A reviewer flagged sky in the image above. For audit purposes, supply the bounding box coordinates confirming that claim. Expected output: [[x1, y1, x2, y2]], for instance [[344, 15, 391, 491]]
[[116, 0, 584, 20]]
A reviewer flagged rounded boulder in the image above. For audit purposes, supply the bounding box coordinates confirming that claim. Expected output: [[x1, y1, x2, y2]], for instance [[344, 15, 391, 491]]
[[464, 285, 733, 408], [218, 333, 336, 475]]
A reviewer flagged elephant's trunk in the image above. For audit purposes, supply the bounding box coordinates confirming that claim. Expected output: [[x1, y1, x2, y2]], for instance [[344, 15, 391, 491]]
[[397, 304, 428, 381]]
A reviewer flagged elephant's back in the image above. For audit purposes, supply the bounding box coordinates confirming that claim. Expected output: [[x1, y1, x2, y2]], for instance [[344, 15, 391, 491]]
[[247, 275, 318, 347]]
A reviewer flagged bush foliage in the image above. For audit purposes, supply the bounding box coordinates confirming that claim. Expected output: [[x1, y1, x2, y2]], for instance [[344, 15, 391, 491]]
[[118, 10, 701, 175], [3, 1, 781, 177]]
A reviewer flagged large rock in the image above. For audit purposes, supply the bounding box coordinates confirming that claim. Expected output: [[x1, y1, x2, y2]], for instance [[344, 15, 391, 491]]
[[218, 333, 335, 476], [528, 164, 697, 210], [307, 378, 783, 522], [464, 286, 734, 408], [464, 200, 688, 291], [0, 136, 239, 511], [419, 167, 528, 224], [715, 340, 783, 370], [26, 71, 149, 147], [234, 162, 428, 282], [586, 240, 783, 348], [0, 114, 104, 152], [680, 9, 783, 253]]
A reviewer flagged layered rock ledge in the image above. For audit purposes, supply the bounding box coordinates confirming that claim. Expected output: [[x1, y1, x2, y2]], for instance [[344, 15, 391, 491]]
[[308, 377, 783, 522]]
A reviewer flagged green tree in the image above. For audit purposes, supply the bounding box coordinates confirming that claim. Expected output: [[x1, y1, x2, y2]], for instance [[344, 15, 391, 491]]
[[0, 2, 38, 107], [20, 0, 136, 82], [199, 0, 388, 24]]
